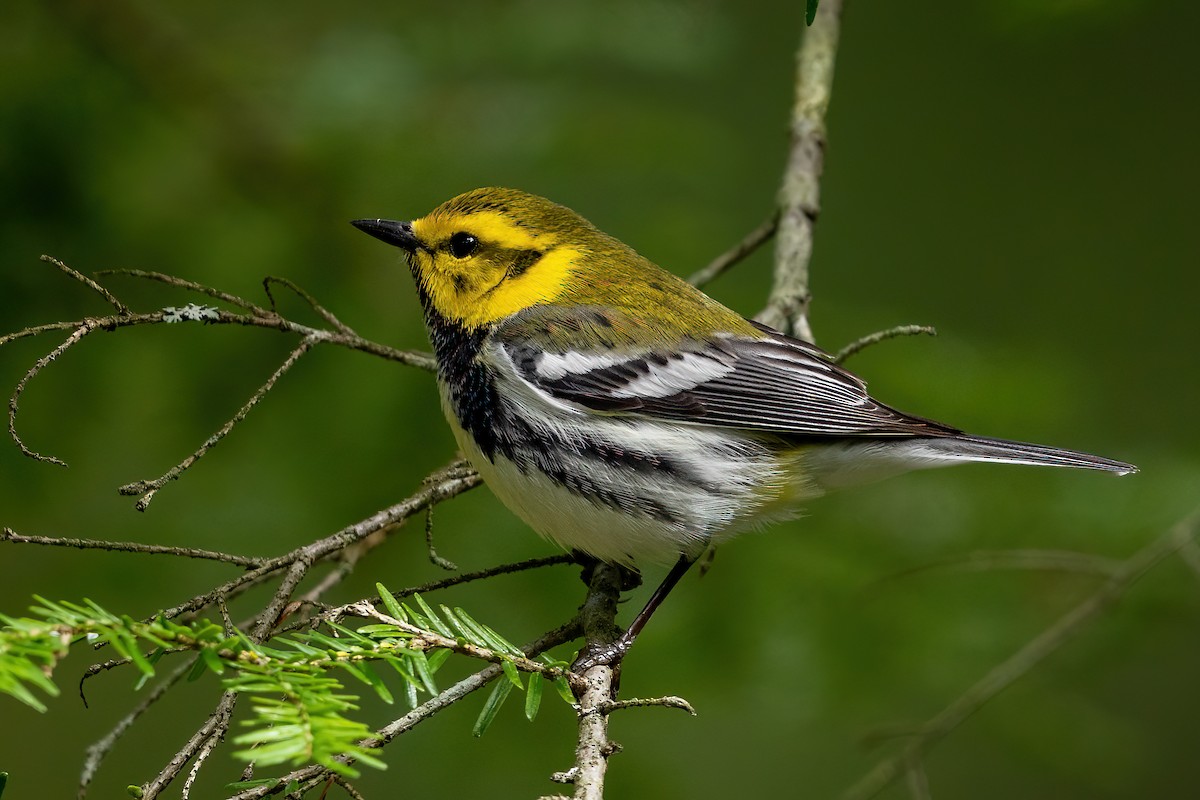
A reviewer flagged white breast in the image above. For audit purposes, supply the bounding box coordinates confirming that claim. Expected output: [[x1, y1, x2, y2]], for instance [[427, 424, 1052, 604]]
[[438, 352, 802, 565]]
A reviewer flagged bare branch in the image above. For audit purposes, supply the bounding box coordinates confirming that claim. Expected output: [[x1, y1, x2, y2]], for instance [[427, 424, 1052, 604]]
[[833, 325, 937, 364], [139, 554, 318, 798], [757, 0, 844, 342], [40, 255, 130, 315], [423, 504, 458, 571], [157, 464, 482, 623], [1178, 537, 1200, 583], [251, 553, 315, 641], [79, 657, 197, 799], [96, 268, 267, 315], [687, 212, 779, 289], [9, 323, 96, 466], [181, 727, 221, 800], [3, 266, 436, 501], [330, 775, 367, 800], [118, 336, 318, 510], [393, 556, 571, 599], [904, 755, 932, 800], [292, 532, 387, 611], [567, 563, 625, 800], [598, 696, 696, 716], [0, 318, 109, 348], [273, 553, 576, 638], [842, 508, 1200, 800], [139, 691, 239, 800], [386, 554, 575, 600], [1, 528, 265, 568], [262, 276, 357, 336], [875, 548, 1124, 584]]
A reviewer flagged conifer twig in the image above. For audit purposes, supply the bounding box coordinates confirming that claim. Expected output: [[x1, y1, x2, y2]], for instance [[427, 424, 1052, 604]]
[[225, 619, 583, 799]]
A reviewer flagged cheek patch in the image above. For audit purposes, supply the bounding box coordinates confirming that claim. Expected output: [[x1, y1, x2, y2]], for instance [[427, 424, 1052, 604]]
[[506, 248, 545, 279]]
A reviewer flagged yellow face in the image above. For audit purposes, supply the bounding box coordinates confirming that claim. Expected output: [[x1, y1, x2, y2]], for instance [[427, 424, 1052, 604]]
[[405, 190, 589, 330], [354, 187, 757, 340]]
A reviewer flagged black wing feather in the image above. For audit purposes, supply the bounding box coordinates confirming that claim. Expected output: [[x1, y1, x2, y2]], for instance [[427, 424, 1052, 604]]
[[503, 316, 958, 439]]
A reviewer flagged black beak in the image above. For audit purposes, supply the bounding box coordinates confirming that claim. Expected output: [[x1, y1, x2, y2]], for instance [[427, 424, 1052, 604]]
[[350, 218, 420, 252]]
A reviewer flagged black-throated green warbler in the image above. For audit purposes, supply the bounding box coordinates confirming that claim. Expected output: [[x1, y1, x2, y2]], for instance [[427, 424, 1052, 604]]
[[353, 187, 1135, 665]]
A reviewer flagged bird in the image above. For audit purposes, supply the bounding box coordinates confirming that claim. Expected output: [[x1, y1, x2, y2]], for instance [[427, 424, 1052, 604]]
[[351, 187, 1136, 667]]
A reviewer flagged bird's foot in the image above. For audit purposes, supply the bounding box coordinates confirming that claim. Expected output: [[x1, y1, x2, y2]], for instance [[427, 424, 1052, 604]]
[[572, 634, 634, 672]]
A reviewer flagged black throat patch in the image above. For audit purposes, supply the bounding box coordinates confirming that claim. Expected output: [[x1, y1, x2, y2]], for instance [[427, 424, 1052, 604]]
[[418, 289, 507, 461]]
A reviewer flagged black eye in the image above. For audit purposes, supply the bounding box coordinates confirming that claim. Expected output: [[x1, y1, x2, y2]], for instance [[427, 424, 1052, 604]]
[[448, 232, 479, 259]]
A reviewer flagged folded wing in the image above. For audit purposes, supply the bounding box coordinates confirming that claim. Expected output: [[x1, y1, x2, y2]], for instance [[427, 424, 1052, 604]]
[[500, 310, 958, 439]]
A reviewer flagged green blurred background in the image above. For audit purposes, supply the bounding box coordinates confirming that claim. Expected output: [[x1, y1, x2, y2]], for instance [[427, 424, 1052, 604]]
[[2, 1, 1197, 798]]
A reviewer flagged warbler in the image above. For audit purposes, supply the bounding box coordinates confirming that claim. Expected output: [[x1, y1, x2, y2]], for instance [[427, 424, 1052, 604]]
[[352, 187, 1135, 664]]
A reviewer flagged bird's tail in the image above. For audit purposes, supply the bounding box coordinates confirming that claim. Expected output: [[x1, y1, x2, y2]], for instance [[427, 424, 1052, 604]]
[[915, 433, 1137, 475]]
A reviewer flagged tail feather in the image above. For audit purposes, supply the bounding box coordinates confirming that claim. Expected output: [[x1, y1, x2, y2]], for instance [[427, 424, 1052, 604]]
[[920, 434, 1137, 475]]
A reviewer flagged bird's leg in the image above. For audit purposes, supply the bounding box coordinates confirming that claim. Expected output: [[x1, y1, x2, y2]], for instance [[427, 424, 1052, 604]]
[[572, 553, 697, 671]]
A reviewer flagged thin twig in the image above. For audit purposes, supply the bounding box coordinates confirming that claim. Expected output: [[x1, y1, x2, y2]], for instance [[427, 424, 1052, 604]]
[[874, 548, 1124, 585], [687, 212, 779, 288], [387, 554, 575, 600], [904, 755, 932, 800], [157, 466, 481, 623], [218, 595, 236, 637], [293, 532, 387, 610], [78, 657, 197, 799], [251, 554, 315, 641], [757, 0, 844, 342], [97, 268, 267, 314], [833, 325, 937, 364], [181, 728, 221, 800], [9, 323, 96, 465], [598, 696, 696, 716], [263, 276, 357, 336], [330, 775, 367, 800], [1178, 537, 1200, 582], [3, 303, 435, 371], [842, 509, 1200, 800], [79, 649, 190, 702], [274, 553, 576, 637], [422, 504, 458, 570], [118, 336, 318, 510], [2, 302, 436, 486], [0, 318, 111, 347], [40, 255, 130, 315], [1, 528, 265, 567], [138, 691, 239, 800], [141, 557, 316, 798]]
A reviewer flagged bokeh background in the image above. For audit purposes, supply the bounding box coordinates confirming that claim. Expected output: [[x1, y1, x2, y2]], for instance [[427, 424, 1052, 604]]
[[2, 1, 1197, 798]]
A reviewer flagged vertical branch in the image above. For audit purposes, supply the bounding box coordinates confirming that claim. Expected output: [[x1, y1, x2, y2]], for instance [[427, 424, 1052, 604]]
[[569, 564, 624, 800], [561, 7, 850, 797], [758, 0, 845, 342]]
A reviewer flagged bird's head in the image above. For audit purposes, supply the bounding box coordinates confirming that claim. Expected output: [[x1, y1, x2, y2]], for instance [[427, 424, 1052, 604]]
[[352, 187, 610, 330]]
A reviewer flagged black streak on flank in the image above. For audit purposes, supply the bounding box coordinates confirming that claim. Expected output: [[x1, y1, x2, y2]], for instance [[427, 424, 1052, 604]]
[[506, 248, 544, 279]]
